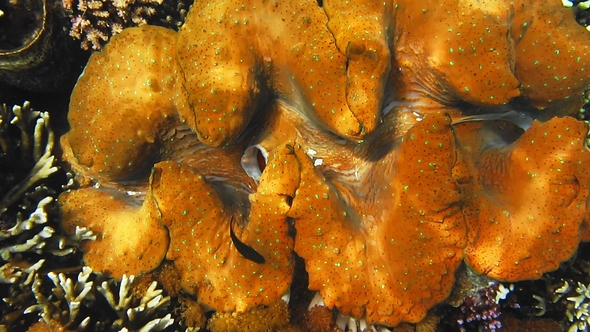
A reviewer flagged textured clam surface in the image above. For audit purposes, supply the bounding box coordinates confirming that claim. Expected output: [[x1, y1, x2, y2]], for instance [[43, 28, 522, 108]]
[[59, 0, 590, 327]]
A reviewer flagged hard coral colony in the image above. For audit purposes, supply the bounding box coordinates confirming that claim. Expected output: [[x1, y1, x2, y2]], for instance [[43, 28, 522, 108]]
[[58, 0, 590, 329]]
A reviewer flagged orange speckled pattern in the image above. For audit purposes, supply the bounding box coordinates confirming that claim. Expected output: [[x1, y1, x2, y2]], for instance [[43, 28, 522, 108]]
[[62, 25, 181, 182], [150, 157, 294, 312], [175, 0, 389, 145], [322, 0, 393, 135], [393, 0, 521, 106], [455, 117, 590, 280], [59, 187, 169, 278], [391, 0, 590, 119], [57, 0, 590, 328], [288, 114, 466, 326], [513, 0, 590, 111]]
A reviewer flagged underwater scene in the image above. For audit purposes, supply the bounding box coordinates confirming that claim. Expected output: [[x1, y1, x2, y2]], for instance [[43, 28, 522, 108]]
[[3, 0, 590, 331]]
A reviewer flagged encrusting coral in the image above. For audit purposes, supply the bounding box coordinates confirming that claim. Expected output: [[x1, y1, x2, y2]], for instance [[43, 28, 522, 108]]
[[57, 0, 590, 329], [206, 299, 296, 332]]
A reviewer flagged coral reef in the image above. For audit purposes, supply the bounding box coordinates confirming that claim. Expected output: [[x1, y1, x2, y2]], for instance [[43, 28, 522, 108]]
[[0, 101, 57, 212], [0, 102, 86, 330], [23, 267, 174, 331], [0, 102, 172, 331], [559, 281, 590, 331], [530, 256, 590, 332], [0, 0, 583, 331], [63, 0, 191, 50], [441, 242, 590, 332], [0, 101, 89, 261], [55, 0, 590, 329], [455, 283, 511, 331], [207, 299, 296, 332]]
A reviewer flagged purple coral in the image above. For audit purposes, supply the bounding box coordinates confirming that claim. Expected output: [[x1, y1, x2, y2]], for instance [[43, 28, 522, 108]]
[[457, 283, 512, 332]]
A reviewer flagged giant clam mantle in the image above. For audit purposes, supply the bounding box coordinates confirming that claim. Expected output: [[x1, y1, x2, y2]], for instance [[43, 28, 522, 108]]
[[19, 0, 590, 330]]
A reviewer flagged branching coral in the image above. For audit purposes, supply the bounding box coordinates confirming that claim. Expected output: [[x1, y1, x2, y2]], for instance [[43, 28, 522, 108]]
[[542, 279, 590, 332], [25, 266, 96, 329], [0, 102, 94, 330], [64, 0, 191, 50], [0, 102, 58, 213], [57, 0, 590, 329], [563, 281, 590, 331], [0, 102, 92, 261], [23, 267, 174, 331], [96, 274, 173, 330], [1, 259, 45, 328], [0, 195, 95, 260], [482, 243, 590, 332], [455, 283, 511, 332]]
